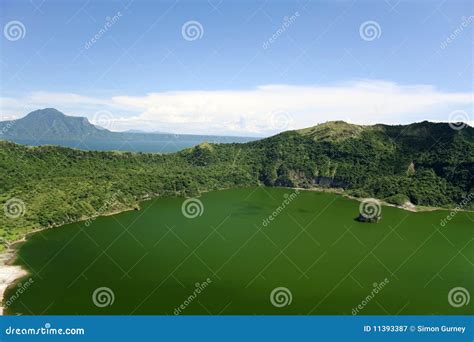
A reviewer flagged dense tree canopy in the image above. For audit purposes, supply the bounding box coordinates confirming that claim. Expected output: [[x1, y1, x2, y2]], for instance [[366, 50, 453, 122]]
[[0, 121, 472, 248]]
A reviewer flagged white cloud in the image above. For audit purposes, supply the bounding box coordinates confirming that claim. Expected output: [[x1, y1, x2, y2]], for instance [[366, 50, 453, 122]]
[[1, 80, 472, 136]]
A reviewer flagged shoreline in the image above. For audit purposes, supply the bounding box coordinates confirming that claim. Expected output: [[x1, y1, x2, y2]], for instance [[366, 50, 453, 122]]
[[0, 186, 470, 314], [2, 186, 469, 252], [0, 204, 139, 315], [292, 186, 473, 213], [297, 187, 424, 211], [0, 249, 28, 315]]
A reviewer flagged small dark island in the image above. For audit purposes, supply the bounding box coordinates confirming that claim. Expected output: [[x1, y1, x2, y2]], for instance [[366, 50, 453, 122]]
[[356, 213, 382, 223]]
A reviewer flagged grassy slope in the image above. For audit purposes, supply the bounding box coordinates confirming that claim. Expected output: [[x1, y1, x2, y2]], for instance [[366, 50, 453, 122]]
[[0, 121, 472, 248]]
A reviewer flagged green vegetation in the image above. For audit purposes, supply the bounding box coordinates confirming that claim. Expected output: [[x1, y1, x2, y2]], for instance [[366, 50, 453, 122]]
[[0, 120, 472, 249]]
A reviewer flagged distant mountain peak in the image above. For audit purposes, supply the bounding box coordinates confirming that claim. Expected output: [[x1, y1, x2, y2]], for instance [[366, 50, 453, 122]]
[[0, 108, 256, 151], [0, 108, 109, 140], [25, 108, 66, 119], [297, 119, 473, 143], [297, 120, 366, 142]]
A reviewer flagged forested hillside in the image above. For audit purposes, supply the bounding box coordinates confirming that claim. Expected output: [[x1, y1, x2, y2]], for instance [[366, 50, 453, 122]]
[[0, 120, 472, 248]]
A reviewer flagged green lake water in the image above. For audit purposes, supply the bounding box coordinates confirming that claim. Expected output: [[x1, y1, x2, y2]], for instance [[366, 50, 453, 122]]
[[5, 188, 473, 315]]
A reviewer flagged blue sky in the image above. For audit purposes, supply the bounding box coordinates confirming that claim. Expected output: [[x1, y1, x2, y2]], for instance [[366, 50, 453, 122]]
[[0, 0, 472, 135]]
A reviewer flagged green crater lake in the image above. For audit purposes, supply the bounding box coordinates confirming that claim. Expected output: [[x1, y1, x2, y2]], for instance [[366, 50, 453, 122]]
[[5, 188, 474, 315]]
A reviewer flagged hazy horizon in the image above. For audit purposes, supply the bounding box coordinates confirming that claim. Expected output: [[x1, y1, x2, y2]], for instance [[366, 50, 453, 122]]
[[2, 107, 473, 139], [1, 1, 472, 136]]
